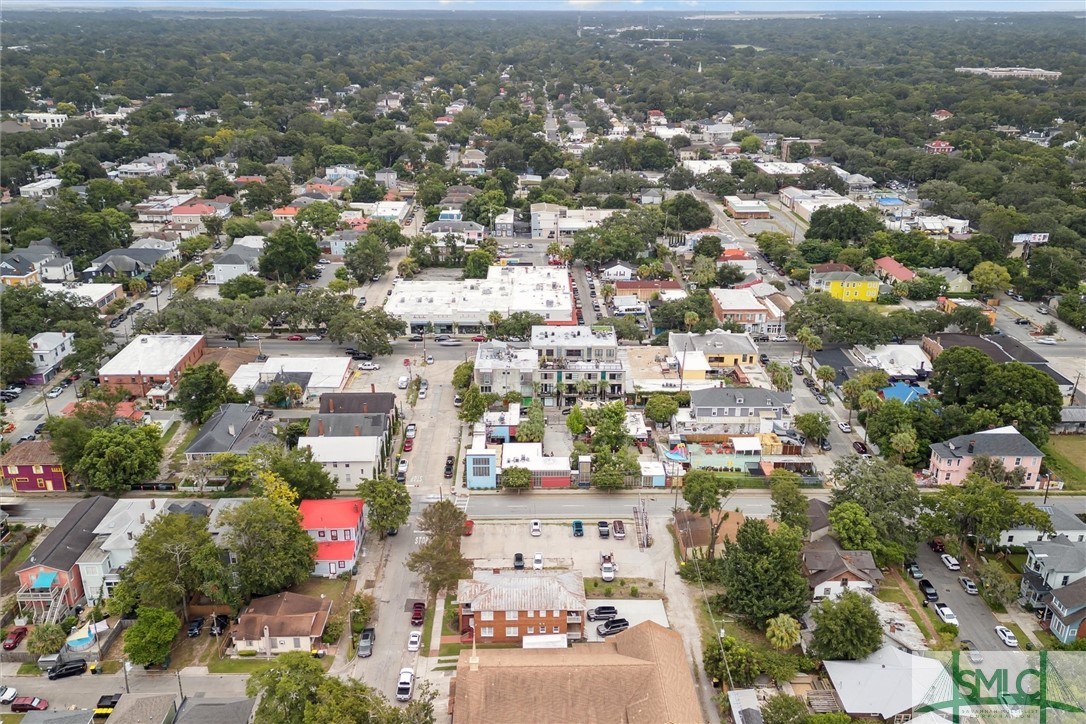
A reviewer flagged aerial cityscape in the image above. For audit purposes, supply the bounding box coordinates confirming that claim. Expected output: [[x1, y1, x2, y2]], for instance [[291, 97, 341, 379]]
[[0, 3, 1084, 722]]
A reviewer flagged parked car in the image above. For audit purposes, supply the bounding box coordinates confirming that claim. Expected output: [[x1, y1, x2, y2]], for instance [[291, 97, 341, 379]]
[[187, 617, 205, 638], [358, 361, 380, 370], [994, 625, 1019, 648], [1014, 317, 1031, 325], [453, 394, 463, 407], [933, 602, 958, 626], [210, 614, 230, 636], [759, 353, 770, 364], [403, 438, 413, 452], [838, 422, 852, 433], [597, 521, 610, 538], [352, 351, 374, 360], [792, 364, 804, 375], [959, 576, 979, 595], [410, 603, 426, 626], [395, 668, 415, 702], [820, 438, 832, 451], [906, 562, 923, 579], [612, 520, 626, 540], [530, 519, 542, 536], [2, 626, 27, 650], [960, 639, 984, 664], [940, 554, 961, 571], [425, 354, 434, 364], [11, 697, 48, 712], [405, 423, 417, 439], [929, 538, 946, 553], [287, 335, 304, 341], [470, 335, 488, 342], [357, 628, 375, 658], [47, 659, 87, 680], [587, 606, 618, 622], [444, 455, 455, 478], [596, 618, 630, 637], [815, 394, 829, 404], [918, 579, 938, 602], [514, 553, 525, 570], [572, 520, 584, 537], [852, 441, 868, 454], [463, 520, 474, 536], [0, 687, 16, 705], [532, 553, 544, 570], [46, 386, 64, 398], [397, 459, 409, 476], [407, 631, 422, 652]]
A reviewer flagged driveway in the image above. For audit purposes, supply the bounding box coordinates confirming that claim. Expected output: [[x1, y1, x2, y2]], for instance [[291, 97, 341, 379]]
[[914, 544, 1004, 650]]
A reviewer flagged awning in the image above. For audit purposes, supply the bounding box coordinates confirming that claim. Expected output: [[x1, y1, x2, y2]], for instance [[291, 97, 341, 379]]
[[32, 571, 58, 588]]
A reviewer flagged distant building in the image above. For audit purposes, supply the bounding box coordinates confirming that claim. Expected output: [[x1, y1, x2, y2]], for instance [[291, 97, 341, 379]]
[[0, 440, 68, 493], [924, 140, 954, 155], [955, 66, 1061, 80]]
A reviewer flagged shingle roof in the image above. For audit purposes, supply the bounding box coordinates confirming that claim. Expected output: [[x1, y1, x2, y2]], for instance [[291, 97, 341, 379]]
[[184, 404, 271, 456], [106, 694, 178, 724], [929, 425, 1042, 461], [874, 256, 916, 281], [176, 697, 256, 724], [1048, 577, 1086, 618], [18, 496, 116, 574], [807, 498, 831, 534], [318, 392, 397, 415], [1024, 536, 1086, 574], [0, 439, 60, 467], [235, 592, 331, 640], [690, 386, 793, 409], [307, 413, 387, 437], [458, 571, 586, 613], [803, 537, 884, 587], [452, 621, 703, 724]]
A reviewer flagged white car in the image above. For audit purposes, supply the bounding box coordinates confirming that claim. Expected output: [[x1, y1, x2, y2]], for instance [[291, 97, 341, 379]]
[[771, 335, 789, 342], [425, 354, 434, 365], [304, 335, 323, 341], [940, 554, 961, 571], [995, 625, 1019, 648], [405, 423, 417, 439], [395, 668, 414, 702], [407, 631, 422, 652], [358, 361, 380, 371], [397, 459, 409, 475], [1036, 337, 1057, 345], [933, 602, 958, 626], [0, 686, 16, 704], [418, 387, 427, 399], [317, 258, 330, 265], [837, 422, 852, 433], [530, 519, 542, 537], [46, 386, 64, 398], [244, 334, 260, 341], [533, 553, 544, 570]]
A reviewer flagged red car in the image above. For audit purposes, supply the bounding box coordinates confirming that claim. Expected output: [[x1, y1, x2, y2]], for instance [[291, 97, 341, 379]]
[[411, 602, 426, 626], [403, 438, 414, 452], [470, 335, 488, 342], [286, 335, 304, 341], [11, 697, 48, 712], [3, 626, 27, 650]]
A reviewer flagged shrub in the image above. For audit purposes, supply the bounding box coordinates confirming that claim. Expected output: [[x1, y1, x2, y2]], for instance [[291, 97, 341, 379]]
[[630, 586, 640, 598], [238, 649, 258, 657], [60, 616, 79, 635], [604, 586, 613, 597], [322, 614, 345, 644]]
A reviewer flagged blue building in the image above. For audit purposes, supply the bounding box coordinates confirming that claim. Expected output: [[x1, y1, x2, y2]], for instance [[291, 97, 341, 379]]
[[464, 425, 497, 490]]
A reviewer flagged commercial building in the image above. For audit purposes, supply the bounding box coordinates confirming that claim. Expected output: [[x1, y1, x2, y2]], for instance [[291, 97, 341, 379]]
[[228, 356, 352, 401], [668, 331, 759, 370], [723, 196, 771, 219], [955, 66, 1061, 80], [385, 266, 576, 333], [42, 282, 124, 311], [500, 442, 572, 489], [98, 334, 206, 397], [530, 203, 616, 239], [778, 186, 858, 221], [474, 342, 539, 400], [134, 194, 198, 223], [457, 571, 586, 644], [708, 288, 769, 331], [532, 325, 627, 403]]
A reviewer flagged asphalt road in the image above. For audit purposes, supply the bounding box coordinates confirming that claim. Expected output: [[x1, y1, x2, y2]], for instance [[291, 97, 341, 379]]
[[913, 543, 1004, 651]]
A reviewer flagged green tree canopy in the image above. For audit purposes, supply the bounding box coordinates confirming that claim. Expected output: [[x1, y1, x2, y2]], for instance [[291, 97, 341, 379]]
[[810, 590, 882, 661], [358, 477, 411, 537], [719, 519, 811, 627], [123, 607, 181, 666], [219, 497, 318, 599], [76, 423, 164, 495]]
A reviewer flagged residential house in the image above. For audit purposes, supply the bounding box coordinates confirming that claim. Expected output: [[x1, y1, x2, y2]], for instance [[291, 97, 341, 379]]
[[41, 282, 124, 312], [83, 248, 172, 280], [614, 279, 683, 302], [19, 178, 64, 200], [532, 325, 626, 401], [134, 194, 197, 223], [803, 536, 883, 601], [1, 244, 74, 285], [423, 219, 486, 244], [184, 404, 276, 462], [321, 229, 361, 256], [1057, 407, 1086, 435], [175, 697, 257, 724], [999, 504, 1086, 547], [708, 288, 770, 331], [0, 252, 43, 286], [809, 262, 854, 274], [931, 109, 955, 121], [938, 296, 996, 325], [26, 331, 74, 384], [318, 392, 399, 421], [271, 206, 299, 221], [668, 331, 759, 371], [99, 334, 207, 398], [232, 592, 332, 656], [305, 177, 348, 196], [676, 387, 794, 436], [919, 267, 971, 293], [299, 498, 365, 577], [451, 621, 703, 724], [639, 188, 664, 205], [459, 148, 487, 176], [807, 499, 832, 541], [716, 247, 758, 276], [809, 271, 881, 302], [374, 168, 397, 188], [0, 440, 68, 492], [76, 498, 169, 603], [1020, 536, 1086, 607], [673, 509, 773, 560], [873, 256, 916, 283], [129, 236, 181, 262], [928, 426, 1043, 486], [17, 496, 116, 623], [209, 246, 261, 285], [823, 645, 961, 720], [297, 413, 390, 488], [171, 201, 231, 229], [925, 140, 954, 155], [107, 694, 179, 724], [598, 260, 638, 282], [457, 571, 587, 643], [323, 165, 365, 184], [1043, 578, 1086, 644]]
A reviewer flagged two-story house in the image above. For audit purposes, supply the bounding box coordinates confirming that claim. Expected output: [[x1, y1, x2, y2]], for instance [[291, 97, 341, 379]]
[[0, 440, 68, 492], [531, 326, 626, 402], [998, 504, 1085, 547], [927, 426, 1043, 486], [668, 331, 759, 371], [297, 413, 390, 488], [598, 260, 638, 282], [1020, 536, 1086, 608], [457, 571, 587, 643], [803, 537, 883, 601], [76, 498, 169, 604], [676, 387, 794, 436], [26, 331, 75, 384], [298, 499, 365, 578], [1043, 578, 1086, 644], [708, 288, 771, 332], [17, 496, 116, 623], [209, 246, 261, 285], [808, 271, 881, 302], [873, 256, 916, 284]]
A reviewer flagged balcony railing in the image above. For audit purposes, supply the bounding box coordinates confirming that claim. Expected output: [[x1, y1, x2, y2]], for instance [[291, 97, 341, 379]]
[[566, 614, 582, 624], [17, 585, 65, 604]]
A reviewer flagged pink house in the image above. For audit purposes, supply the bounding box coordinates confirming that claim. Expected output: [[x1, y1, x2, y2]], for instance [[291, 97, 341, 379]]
[[874, 256, 916, 283], [925, 140, 954, 155], [299, 498, 365, 578], [927, 426, 1043, 487]]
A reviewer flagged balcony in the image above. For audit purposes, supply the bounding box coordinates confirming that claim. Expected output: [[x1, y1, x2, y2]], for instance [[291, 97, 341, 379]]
[[17, 585, 65, 604], [566, 613, 582, 624]]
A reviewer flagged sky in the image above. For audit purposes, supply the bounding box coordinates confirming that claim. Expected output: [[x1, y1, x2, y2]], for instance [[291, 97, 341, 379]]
[[3, 0, 1082, 11]]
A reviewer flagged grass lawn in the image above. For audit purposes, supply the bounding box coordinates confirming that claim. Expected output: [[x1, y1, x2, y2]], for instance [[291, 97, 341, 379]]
[[16, 662, 41, 676], [1003, 621, 1030, 647], [584, 577, 663, 600], [875, 585, 909, 605], [420, 596, 438, 654], [208, 653, 334, 674], [168, 424, 202, 470], [291, 577, 350, 600], [1003, 553, 1027, 574], [0, 713, 26, 724], [1034, 629, 1059, 649], [437, 641, 518, 657], [1043, 436, 1086, 488], [159, 420, 180, 446]]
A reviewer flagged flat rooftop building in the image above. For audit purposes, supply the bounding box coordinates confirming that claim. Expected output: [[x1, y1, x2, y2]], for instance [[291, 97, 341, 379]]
[[98, 334, 206, 396]]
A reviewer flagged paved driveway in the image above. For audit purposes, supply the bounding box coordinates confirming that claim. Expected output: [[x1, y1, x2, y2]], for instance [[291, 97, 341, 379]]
[[914, 544, 1004, 650]]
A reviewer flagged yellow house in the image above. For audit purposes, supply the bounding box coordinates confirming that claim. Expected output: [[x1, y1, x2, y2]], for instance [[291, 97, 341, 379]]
[[810, 271, 881, 302]]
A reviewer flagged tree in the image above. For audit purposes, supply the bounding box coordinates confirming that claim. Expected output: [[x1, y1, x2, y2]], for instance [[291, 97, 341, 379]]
[[26, 623, 66, 655], [692, 234, 723, 260], [358, 477, 411, 537], [976, 559, 1018, 607], [889, 426, 918, 463], [765, 614, 801, 651], [247, 651, 327, 724], [682, 470, 736, 561], [259, 225, 320, 282], [344, 235, 391, 284], [969, 261, 1011, 297], [805, 205, 881, 243], [176, 362, 242, 424], [325, 307, 406, 356], [566, 404, 587, 435], [644, 394, 679, 425], [770, 469, 808, 533], [831, 457, 919, 555], [841, 379, 864, 424], [407, 500, 471, 596], [829, 501, 880, 551], [516, 401, 545, 442], [76, 424, 164, 495], [0, 333, 34, 384], [661, 193, 713, 231], [502, 466, 532, 490], [295, 202, 340, 236], [794, 413, 830, 448], [766, 361, 793, 393], [452, 360, 474, 391], [810, 590, 882, 661], [223, 217, 264, 240], [306, 676, 436, 723], [761, 694, 809, 724], [458, 384, 491, 423], [920, 474, 1052, 544], [815, 364, 836, 392], [690, 255, 717, 287], [219, 274, 267, 300], [948, 305, 993, 335], [981, 362, 1063, 446], [123, 607, 181, 666], [220, 498, 318, 599], [250, 444, 337, 500], [719, 519, 810, 627], [930, 346, 994, 404]]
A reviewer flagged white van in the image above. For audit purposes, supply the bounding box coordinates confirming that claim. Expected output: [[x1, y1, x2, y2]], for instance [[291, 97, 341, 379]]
[[397, 376, 409, 389]]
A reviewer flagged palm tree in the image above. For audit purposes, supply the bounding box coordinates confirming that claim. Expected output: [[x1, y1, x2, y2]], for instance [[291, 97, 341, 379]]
[[841, 379, 863, 424], [805, 332, 823, 362], [815, 365, 836, 392], [488, 310, 504, 331], [601, 284, 616, 303], [858, 390, 882, 442], [890, 426, 918, 463], [766, 362, 792, 392], [795, 326, 814, 359], [684, 311, 700, 332], [766, 614, 801, 651]]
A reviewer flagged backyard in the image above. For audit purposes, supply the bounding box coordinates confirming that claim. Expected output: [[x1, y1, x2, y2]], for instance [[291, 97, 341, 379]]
[[1043, 435, 1086, 489]]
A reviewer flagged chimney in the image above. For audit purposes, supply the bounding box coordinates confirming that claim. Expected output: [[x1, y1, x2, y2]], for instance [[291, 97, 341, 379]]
[[354, 425, 361, 436], [127, 532, 133, 540], [370, 383, 375, 393], [318, 419, 324, 436], [968, 439, 975, 454], [329, 398, 335, 413], [227, 424, 236, 436]]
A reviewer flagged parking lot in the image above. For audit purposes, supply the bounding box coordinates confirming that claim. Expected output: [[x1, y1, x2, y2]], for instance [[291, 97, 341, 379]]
[[913, 544, 1004, 650], [584, 599, 669, 642]]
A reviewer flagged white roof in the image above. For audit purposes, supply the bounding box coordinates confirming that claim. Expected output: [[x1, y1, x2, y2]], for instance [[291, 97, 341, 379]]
[[823, 646, 958, 719], [731, 436, 762, 452], [639, 460, 666, 477], [21, 178, 63, 192], [29, 331, 70, 350], [475, 343, 538, 373], [624, 411, 649, 438], [532, 325, 617, 348], [231, 235, 266, 250], [42, 282, 123, 307], [853, 344, 932, 378], [299, 436, 382, 464], [99, 335, 204, 376], [501, 442, 569, 473], [682, 159, 732, 175], [229, 356, 351, 394], [708, 287, 763, 311], [93, 498, 168, 554], [484, 402, 521, 427], [723, 196, 770, 211], [754, 161, 807, 176]]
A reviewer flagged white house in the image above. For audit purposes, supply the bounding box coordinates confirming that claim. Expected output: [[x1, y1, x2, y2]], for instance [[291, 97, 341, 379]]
[[599, 260, 638, 282], [999, 504, 1086, 547], [27, 331, 75, 385], [19, 178, 63, 200], [209, 246, 261, 285], [324, 230, 363, 257], [76, 498, 169, 603], [297, 436, 384, 488]]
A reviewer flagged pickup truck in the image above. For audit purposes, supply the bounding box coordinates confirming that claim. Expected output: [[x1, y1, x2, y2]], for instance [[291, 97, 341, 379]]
[[933, 602, 958, 626], [600, 552, 618, 582], [95, 694, 123, 716]]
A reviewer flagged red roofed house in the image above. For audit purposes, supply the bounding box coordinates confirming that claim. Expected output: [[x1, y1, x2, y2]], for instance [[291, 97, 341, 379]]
[[434, 116, 454, 127], [60, 400, 146, 424], [1, 440, 68, 492], [931, 109, 954, 121], [299, 498, 365, 578], [874, 256, 916, 283], [234, 175, 267, 186], [615, 279, 683, 302], [809, 262, 855, 274], [647, 109, 667, 125], [272, 206, 299, 220], [170, 202, 217, 224], [925, 140, 954, 155], [716, 248, 757, 275]]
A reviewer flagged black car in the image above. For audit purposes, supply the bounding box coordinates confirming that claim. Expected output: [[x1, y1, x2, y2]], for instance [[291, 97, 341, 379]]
[[444, 455, 455, 479], [187, 617, 205, 637], [918, 579, 939, 602], [352, 352, 373, 361], [852, 441, 869, 455], [408, 334, 424, 342], [792, 364, 804, 374], [131, 302, 144, 311], [803, 377, 816, 388], [47, 659, 88, 680], [587, 606, 617, 621], [820, 438, 832, 451], [345, 348, 358, 355], [434, 335, 451, 342], [514, 553, 525, 570], [34, 423, 46, 434], [759, 353, 769, 364], [596, 618, 630, 637]]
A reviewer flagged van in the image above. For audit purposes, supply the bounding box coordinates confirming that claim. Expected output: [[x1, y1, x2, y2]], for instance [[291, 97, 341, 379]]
[[397, 376, 409, 389], [612, 520, 626, 540]]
